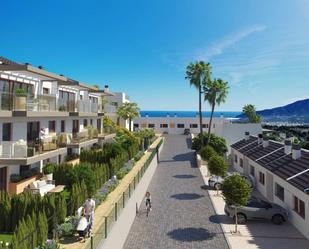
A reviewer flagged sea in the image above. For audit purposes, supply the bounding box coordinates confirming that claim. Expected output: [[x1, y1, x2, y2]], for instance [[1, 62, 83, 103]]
[[140, 111, 241, 118]]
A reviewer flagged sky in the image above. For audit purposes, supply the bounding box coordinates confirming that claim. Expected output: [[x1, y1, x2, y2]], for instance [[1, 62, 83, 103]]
[[1, 0, 309, 111]]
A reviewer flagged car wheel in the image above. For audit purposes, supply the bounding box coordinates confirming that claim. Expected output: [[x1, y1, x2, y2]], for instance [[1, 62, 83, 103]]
[[214, 183, 222, 190], [234, 213, 247, 224], [272, 214, 284, 225]]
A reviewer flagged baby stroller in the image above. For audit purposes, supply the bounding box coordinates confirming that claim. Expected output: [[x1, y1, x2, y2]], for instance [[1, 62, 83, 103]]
[[76, 207, 92, 242]]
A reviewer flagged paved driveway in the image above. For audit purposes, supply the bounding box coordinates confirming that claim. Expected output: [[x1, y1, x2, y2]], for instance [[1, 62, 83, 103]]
[[123, 135, 229, 249]]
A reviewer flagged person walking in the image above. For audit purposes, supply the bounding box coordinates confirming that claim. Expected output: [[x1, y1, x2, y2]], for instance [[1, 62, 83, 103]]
[[84, 196, 95, 233], [145, 191, 152, 217]]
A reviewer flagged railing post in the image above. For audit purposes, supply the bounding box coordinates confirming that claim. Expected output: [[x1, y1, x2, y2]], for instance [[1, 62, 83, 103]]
[[129, 183, 131, 197], [104, 217, 107, 238], [123, 192, 125, 208], [91, 236, 94, 249], [115, 202, 118, 221]]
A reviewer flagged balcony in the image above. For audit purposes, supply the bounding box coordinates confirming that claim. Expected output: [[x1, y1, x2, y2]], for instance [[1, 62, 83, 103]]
[[68, 127, 99, 148], [104, 104, 117, 114], [0, 92, 69, 117], [0, 136, 67, 164]]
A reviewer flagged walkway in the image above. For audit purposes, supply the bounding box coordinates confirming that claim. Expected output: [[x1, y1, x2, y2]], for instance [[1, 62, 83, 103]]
[[123, 135, 229, 249]]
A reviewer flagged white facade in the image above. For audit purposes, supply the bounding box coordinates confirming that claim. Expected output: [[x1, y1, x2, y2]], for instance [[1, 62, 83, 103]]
[[133, 116, 262, 148], [0, 57, 108, 194], [104, 90, 131, 130], [231, 137, 309, 239]]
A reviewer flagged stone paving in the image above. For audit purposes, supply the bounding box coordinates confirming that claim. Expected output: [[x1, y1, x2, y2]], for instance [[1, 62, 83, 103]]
[[123, 135, 229, 249]]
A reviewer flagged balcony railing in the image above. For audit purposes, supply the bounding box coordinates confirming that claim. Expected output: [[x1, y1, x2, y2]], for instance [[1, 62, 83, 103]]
[[71, 127, 99, 143], [104, 104, 117, 113], [77, 100, 98, 113], [0, 136, 65, 159]]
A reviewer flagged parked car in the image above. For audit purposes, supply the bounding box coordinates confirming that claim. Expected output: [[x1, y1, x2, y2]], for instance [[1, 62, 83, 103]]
[[208, 172, 254, 190], [224, 197, 288, 225], [184, 129, 191, 135]]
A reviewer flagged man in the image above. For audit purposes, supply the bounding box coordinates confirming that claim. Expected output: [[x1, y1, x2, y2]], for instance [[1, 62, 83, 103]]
[[83, 196, 95, 233]]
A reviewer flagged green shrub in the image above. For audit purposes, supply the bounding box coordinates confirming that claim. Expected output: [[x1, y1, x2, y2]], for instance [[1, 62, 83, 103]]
[[192, 133, 227, 155], [43, 164, 54, 175], [200, 145, 217, 161], [57, 222, 75, 238]]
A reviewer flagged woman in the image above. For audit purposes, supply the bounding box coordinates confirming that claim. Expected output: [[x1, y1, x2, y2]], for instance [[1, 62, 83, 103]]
[[145, 191, 152, 211]]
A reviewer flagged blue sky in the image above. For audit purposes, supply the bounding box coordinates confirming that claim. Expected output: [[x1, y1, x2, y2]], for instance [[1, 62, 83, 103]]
[[1, 0, 309, 111]]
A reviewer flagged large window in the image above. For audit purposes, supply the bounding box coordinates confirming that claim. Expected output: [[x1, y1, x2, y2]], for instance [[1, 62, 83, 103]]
[[190, 124, 198, 128], [250, 165, 255, 177], [61, 120, 65, 133], [27, 122, 40, 142], [240, 158, 244, 168], [177, 124, 184, 128], [2, 123, 12, 141], [148, 124, 155, 128], [275, 183, 284, 201], [134, 123, 139, 128], [48, 121, 56, 133], [259, 172, 265, 185], [294, 196, 305, 219], [0, 79, 34, 95], [160, 124, 168, 128]]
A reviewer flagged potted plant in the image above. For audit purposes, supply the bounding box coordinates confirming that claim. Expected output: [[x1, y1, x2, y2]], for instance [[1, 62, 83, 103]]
[[43, 163, 54, 181], [14, 88, 27, 111]]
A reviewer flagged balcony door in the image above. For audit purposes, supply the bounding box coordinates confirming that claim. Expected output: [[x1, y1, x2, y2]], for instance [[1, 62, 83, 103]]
[[27, 121, 40, 143], [0, 167, 7, 191], [72, 120, 79, 134]]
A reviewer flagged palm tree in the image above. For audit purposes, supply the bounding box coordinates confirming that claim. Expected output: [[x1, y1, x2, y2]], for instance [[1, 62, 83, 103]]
[[242, 104, 262, 123], [116, 102, 140, 131], [185, 61, 212, 142], [204, 78, 229, 145]]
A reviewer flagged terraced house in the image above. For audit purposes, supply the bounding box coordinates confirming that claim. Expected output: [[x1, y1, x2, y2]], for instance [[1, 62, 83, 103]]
[[0, 56, 114, 195], [231, 132, 309, 239]]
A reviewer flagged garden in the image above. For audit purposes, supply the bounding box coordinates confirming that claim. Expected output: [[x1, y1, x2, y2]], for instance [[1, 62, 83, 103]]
[[0, 124, 157, 249]]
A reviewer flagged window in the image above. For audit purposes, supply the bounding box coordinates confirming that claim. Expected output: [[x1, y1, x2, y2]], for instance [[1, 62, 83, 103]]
[[234, 155, 238, 163], [84, 119, 88, 127], [275, 183, 284, 201], [250, 165, 255, 177], [61, 120, 65, 133], [240, 158, 244, 168], [2, 123, 12, 141], [148, 124, 155, 128], [160, 124, 168, 128], [202, 124, 207, 128], [134, 123, 139, 128], [177, 124, 185, 128], [43, 88, 49, 94], [190, 124, 198, 128], [294, 196, 305, 218], [27, 122, 40, 142], [259, 172, 265, 185], [48, 121, 56, 133], [90, 119, 93, 126]]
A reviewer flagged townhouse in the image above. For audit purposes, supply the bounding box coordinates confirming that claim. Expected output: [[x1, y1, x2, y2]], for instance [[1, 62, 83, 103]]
[[231, 132, 309, 239], [134, 115, 262, 149], [0, 56, 113, 194]]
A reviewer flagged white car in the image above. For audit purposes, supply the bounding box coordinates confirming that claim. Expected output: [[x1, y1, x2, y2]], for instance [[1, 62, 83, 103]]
[[208, 172, 254, 190]]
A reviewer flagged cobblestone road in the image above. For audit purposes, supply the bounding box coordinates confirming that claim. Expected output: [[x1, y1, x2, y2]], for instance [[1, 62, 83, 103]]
[[123, 135, 229, 249]]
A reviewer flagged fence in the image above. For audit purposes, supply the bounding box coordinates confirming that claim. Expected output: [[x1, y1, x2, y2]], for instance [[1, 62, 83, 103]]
[[87, 138, 163, 249]]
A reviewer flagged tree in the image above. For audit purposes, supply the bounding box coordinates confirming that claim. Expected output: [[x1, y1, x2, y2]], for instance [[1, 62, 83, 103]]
[[242, 104, 262, 123], [301, 141, 309, 150], [200, 145, 217, 161], [192, 133, 228, 155], [204, 78, 229, 145], [116, 102, 140, 131], [208, 155, 228, 195], [186, 61, 212, 144], [222, 174, 252, 233]]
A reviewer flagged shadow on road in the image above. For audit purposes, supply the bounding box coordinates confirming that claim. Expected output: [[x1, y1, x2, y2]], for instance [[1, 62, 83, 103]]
[[167, 227, 216, 242], [209, 214, 233, 225], [173, 174, 197, 179], [170, 193, 204, 200]]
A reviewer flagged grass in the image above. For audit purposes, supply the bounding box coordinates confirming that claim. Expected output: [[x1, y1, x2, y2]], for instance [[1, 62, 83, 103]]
[[0, 234, 13, 243]]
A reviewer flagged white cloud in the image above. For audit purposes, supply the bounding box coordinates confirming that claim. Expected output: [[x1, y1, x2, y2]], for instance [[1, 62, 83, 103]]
[[196, 25, 266, 60]]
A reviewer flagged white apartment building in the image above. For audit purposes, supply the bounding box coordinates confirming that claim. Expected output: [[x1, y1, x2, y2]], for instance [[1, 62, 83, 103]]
[[104, 87, 132, 130], [0, 56, 113, 195], [133, 115, 262, 149], [231, 133, 309, 239]]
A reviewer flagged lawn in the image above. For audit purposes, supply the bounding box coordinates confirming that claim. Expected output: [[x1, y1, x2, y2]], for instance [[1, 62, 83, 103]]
[[0, 234, 13, 244]]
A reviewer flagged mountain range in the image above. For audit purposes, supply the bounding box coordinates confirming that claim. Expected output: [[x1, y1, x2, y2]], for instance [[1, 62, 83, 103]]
[[238, 98, 309, 124]]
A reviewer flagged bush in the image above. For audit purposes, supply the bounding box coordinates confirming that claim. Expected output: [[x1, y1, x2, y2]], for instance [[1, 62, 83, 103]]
[[208, 154, 228, 177], [57, 222, 75, 238], [192, 133, 227, 155], [200, 145, 217, 161], [43, 164, 54, 175]]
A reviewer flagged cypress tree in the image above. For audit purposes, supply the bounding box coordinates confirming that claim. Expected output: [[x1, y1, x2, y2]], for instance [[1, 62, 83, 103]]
[[37, 212, 48, 246]]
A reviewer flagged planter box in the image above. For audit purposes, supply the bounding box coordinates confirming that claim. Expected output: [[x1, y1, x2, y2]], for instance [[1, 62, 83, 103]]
[[8, 174, 40, 195], [14, 96, 27, 111]]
